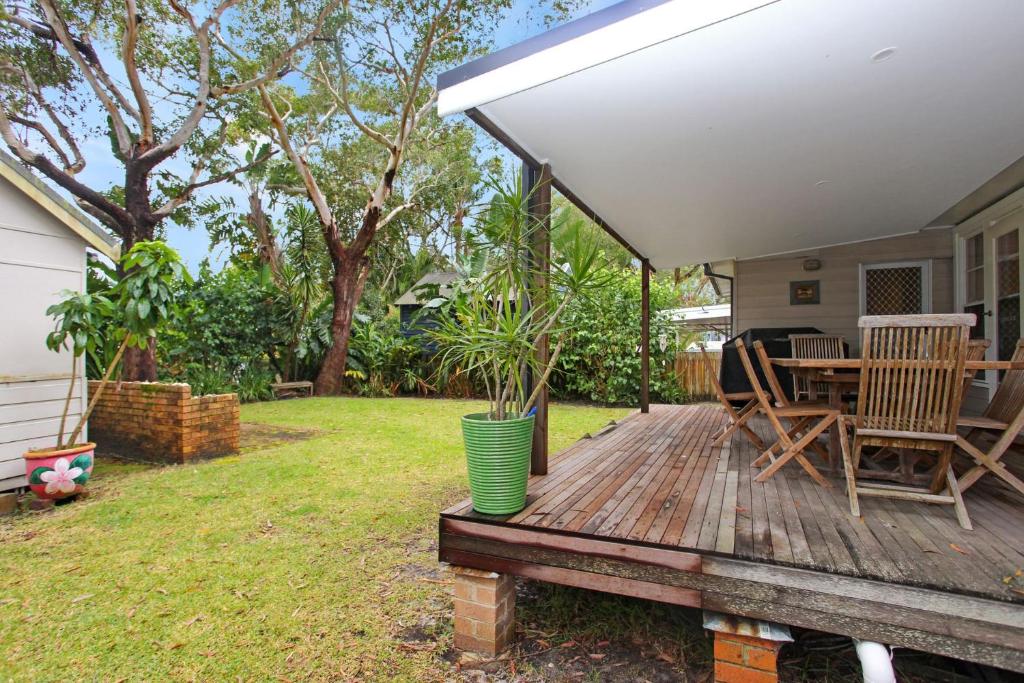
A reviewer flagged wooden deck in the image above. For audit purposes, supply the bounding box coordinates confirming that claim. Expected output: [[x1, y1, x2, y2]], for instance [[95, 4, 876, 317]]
[[440, 404, 1024, 672]]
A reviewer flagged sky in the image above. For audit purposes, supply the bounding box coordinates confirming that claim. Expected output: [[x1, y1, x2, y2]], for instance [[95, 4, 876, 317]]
[[60, 0, 620, 272]]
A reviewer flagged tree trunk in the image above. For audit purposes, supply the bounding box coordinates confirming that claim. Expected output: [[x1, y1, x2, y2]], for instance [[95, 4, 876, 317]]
[[115, 169, 160, 382], [314, 249, 369, 395], [122, 338, 157, 381]]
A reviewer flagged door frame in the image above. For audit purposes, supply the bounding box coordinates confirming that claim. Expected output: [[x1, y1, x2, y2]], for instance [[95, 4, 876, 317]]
[[955, 187, 1024, 400]]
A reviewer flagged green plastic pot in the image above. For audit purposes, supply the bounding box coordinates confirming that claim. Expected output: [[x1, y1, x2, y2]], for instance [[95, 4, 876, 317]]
[[461, 412, 535, 515]]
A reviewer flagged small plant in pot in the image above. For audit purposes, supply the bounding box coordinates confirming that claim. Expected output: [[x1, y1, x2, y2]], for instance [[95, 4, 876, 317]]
[[431, 177, 610, 515], [25, 242, 187, 500]]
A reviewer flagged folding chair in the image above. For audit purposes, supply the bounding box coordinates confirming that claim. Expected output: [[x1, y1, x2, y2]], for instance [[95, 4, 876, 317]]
[[955, 339, 1024, 497], [700, 344, 765, 451], [839, 314, 974, 530], [789, 334, 845, 401], [859, 338, 991, 484], [735, 339, 838, 487]]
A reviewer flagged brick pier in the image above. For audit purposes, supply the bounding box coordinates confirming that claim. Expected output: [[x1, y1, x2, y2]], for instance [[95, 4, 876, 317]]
[[451, 566, 516, 656]]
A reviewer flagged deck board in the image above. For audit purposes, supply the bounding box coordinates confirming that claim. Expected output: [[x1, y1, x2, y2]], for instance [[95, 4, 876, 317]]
[[445, 404, 1024, 604]]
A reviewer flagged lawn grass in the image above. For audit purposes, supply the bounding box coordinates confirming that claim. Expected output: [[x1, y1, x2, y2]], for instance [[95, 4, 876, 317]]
[[0, 398, 628, 682]]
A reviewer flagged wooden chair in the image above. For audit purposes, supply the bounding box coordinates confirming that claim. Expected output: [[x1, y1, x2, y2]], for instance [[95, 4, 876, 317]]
[[734, 339, 838, 486], [863, 338, 991, 481], [955, 339, 1024, 497], [838, 314, 974, 529], [789, 334, 845, 401], [700, 344, 765, 451], [962, 339, 992, 392]]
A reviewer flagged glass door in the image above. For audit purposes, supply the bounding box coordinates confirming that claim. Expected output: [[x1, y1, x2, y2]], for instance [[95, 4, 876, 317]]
[[994, 226, 1021, 374]]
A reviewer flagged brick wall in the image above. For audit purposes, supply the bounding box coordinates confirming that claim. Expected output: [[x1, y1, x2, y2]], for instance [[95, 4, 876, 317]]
[[713, 632, 784, 683], [87, 381, 239, 464]]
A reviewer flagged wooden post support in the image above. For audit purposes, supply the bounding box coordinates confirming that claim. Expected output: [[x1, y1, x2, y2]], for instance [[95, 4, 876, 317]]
[[641, 258, 651, 414], [525, 161, 552, 475]]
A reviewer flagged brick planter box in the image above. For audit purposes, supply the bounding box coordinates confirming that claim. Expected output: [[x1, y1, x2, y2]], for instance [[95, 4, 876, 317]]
[[87, 381, 239, 464]]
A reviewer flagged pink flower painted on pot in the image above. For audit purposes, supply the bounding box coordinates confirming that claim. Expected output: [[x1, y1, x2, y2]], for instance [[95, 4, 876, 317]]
[[38, 458, 84, 496]]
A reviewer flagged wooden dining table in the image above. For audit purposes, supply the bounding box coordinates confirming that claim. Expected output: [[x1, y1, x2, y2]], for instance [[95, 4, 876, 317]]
[[769, 357, 1024, 466]]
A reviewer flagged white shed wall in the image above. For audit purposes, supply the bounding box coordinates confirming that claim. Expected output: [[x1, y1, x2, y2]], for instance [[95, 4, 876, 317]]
[[0, 174, 88, 490]]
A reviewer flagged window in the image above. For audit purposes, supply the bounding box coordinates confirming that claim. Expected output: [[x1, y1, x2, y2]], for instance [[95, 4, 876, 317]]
[[860, 261, 932, 316], [963, 233, 986, 339]]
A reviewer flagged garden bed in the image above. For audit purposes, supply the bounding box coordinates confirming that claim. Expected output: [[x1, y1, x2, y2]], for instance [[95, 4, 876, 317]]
[[87, 381, 239, 464]]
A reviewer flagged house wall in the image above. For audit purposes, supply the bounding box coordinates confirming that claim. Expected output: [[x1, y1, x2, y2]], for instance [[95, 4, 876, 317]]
[[734, 229, 955, 355], [0, 174, 88, 490]]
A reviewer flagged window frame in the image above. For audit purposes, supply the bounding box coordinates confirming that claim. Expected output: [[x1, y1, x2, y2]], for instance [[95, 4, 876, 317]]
[[858, 259, 933, 317]]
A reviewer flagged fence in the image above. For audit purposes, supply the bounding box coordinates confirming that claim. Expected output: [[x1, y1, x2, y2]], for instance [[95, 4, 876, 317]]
[[672, 350, 720, 401]]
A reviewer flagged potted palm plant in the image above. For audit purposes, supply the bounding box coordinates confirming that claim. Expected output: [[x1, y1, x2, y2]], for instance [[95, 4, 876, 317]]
[[431, 177, 609, 515], [24, 242, 187, 500]]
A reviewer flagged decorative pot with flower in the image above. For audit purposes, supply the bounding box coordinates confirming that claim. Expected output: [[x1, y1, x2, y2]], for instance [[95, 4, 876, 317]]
[[24, 443, 95, 500]]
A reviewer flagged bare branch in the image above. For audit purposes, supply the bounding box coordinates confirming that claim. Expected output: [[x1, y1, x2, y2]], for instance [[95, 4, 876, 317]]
[[318, 53, 391, 148], [0, 13, 99, 65], [0, 106, 133, 232], [122, 0, 154, 144], [376, 201, 415, 230], [258, 84, 337, 247], [151, 147, 278, 220], [7, 114, 70, 168], [211, 0, 344, 97], [36, 0, 135, 155]]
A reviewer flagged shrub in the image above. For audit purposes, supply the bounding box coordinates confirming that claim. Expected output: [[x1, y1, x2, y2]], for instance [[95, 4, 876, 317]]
[[552, 267, 685, 405]]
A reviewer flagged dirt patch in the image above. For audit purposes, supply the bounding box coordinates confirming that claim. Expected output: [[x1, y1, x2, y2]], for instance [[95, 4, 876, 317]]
[[400, 577, 1022, 683], [240, 423, 323, 452]]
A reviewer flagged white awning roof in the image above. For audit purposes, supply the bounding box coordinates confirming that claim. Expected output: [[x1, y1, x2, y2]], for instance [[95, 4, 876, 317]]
[[438, 0, 1024, 269]]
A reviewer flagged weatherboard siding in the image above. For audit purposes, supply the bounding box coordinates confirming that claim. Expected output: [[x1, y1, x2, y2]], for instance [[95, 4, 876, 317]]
[[734, 229, 955, 355], [0, 174, 88, 490]]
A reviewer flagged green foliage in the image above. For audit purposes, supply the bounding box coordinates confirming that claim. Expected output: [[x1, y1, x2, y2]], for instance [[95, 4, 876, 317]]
[[181, 364, 235, 397], [45, 291, 115, 359], [236, 365, 275, 403], [117, 242, 191, 349], [158, 263, 278, 400], [553, 268, 686, 405], [430, 174, 612, 419], [346, 316, 425, 397]]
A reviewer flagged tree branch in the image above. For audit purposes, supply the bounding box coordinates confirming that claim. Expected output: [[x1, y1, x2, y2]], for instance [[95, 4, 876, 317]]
[[258, 84, 338, 251], [0, 106, 134, 232], [36, 0, 135, 155], [122, 0, 154, 145], [151, 147, 278, 220]]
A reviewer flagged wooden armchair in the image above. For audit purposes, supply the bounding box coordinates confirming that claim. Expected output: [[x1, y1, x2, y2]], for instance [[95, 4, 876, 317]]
[[701, 344, 765, 451], [735, 339, 838, 487], [955, 339, 1024, 496], [789, 334, 845, 401], [839, 314, 975, 529]]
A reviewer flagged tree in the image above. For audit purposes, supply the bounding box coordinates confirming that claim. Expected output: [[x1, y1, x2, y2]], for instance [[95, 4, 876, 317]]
[[0, 0, 341, 378], [46, 242, 188, 448], [256, 0, 524, 395]]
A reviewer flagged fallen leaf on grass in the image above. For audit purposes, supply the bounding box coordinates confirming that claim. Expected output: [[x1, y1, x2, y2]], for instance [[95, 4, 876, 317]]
[[560, 640, 576, 648], [165, 642, 184, 650], [655, 650, 676, 664], [71, 594, 93, 603], [950, 543, 969, 555], [183, 615, 203, 626], [588, 653, 606, 661], [596, 640, 609, 647]]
